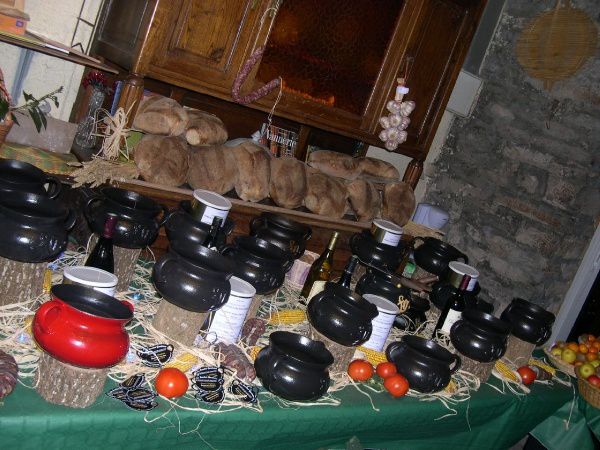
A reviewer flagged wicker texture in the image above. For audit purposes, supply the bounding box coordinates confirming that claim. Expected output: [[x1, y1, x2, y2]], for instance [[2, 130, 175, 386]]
[[504, 335, 536, 366], [543, 347, 576, 377], [152, 299, 208, 346], [0, 256, 46, 306], [516, 0, 598, 90], [579, 376, 600, 409]]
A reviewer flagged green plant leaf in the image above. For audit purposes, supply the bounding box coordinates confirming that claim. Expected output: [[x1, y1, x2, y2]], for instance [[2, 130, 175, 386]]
[[39, 108, 47, 130], [23, 91, 35, 103], [0, 101, 8, 120], [29, 107, 42, 132]]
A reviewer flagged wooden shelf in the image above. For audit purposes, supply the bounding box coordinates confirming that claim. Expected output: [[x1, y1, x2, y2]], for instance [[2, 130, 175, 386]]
[[0, 31, 118, 74]]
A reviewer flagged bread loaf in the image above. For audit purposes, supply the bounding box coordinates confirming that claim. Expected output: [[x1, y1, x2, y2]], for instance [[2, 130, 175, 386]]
[[357, 157, 400, 180], [269, 156, 307, 209], [133, 96, 189, 136], [305, 172, 348, 219], [307, 150, 360, 180], [229, 141, 271, 202], [134, 135, 189, 187], [187, 145, 237, 194], [184, 109, 228, 146], [382, 181, 415, 226], [347, 178, 381, 222]]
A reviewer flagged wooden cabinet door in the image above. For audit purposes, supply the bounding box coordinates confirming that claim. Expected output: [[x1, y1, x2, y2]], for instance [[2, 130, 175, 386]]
[[387, 0, 486, 159], [147, 0, 266, 96]]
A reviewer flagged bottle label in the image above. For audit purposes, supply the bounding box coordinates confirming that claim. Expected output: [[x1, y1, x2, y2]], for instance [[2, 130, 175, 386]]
[[200, 207, 229, 227], [441, 309, 463, 334], [307, 281, 326, 301]]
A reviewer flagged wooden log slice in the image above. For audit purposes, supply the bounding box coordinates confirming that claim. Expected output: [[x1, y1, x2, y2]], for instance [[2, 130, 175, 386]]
[[0, 257, 46, 306], [503, 334, 536, 367], [36, 351, 108, 408], [310, 327, 356, 373], [152, 299, 208, 346], [459, 353, 494, 383]]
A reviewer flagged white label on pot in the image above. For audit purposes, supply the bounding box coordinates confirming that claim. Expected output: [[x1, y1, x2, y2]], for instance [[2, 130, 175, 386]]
[[441, 309, 463, 334], [200, 206, 230, 226], [207, 292, 254, 344], [380, 231, 401, 247]]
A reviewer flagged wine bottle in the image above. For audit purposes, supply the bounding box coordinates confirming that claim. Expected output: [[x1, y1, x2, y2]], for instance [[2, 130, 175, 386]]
[[85, 214, 117, 273], [337, 255, 359, 289], [433, 274, 471, 336], [300, 231, 340, 299], [203, 216, 223, 250]]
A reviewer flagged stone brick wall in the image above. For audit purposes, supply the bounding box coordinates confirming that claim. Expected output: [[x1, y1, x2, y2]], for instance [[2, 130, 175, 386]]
[[424, 0, 600, 313]]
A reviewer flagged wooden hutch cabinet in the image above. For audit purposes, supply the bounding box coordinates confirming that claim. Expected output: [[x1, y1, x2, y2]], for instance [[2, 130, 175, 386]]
[[92, 0, 486, 186]]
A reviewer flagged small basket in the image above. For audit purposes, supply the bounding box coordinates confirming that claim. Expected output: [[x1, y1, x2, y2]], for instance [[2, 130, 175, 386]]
[[543, 347, 576, 377], [578, 376, 600, 409]]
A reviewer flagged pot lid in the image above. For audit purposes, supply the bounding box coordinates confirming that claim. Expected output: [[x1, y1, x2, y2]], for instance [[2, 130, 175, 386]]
[[192, 189, 232, 211], [372, 219, 403, 235]]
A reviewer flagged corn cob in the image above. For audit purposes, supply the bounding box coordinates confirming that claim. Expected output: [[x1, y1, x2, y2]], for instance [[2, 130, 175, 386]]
[[249, 346, 262, 361], [528, 358, 556, 376], [495, 360, 520, 383], [268, 309, 307, 325], [357, 346, 388, 366], [164, 352, 198, 372]]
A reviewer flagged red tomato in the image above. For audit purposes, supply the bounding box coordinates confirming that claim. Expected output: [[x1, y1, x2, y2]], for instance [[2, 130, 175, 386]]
[[155, 368, 189, 398], [347, 359, 374, 381], [376, 362, 398, 379], [384, 374, 410, 398], [588, 375, 600, 387], [517, 366, 537, 385]]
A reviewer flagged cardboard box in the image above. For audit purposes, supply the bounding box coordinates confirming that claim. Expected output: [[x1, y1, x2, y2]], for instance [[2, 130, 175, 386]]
[[0, 12, 27, 35]]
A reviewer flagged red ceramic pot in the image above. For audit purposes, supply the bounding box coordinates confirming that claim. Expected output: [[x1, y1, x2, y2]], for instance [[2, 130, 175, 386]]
[[33, 284, 133, 368]]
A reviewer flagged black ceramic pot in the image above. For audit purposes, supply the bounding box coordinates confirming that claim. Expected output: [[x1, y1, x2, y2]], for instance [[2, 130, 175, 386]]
[[413, 237, 468, 277], [221, 236, 294, 295], [165, 200, 234, 252], [355, 266, 404, 302], [0, 192, 76, 262], [349, 230, 407, 271], [254, 331, 334, 401], [0, 159, 62, 198], [307, 282, 379, 347], [450, 309, 511, 363], [500, 298, 555, 345], [151, 242, 233, 313], [386, 335, 461, 393], [249, 213, 312, 258], [84, 187, 168, 249]]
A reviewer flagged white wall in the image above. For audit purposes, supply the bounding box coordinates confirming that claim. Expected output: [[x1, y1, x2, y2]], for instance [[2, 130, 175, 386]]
[[0, 0, 102, 120]]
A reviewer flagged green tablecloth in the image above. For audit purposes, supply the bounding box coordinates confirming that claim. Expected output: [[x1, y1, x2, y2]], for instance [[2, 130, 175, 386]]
[[1, 375, 571, 450], [531, 386, 600, 449]]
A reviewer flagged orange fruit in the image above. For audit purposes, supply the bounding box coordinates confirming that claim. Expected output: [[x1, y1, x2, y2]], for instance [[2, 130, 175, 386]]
[[579, 344, 589, 354], [589, 335, 596, 342], [568, 342, 580, 352], [575, 361, 584, 367], [593, 341, 600, 350], [586, 353, 598, 362], [589, 346, 598, 354]]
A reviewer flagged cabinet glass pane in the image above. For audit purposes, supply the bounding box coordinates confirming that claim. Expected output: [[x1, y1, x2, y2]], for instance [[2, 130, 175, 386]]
[[257, 0, 404, 115]]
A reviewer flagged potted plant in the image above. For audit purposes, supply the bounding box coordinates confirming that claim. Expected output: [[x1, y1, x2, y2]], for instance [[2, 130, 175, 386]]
[[0, 67, 63, 146]]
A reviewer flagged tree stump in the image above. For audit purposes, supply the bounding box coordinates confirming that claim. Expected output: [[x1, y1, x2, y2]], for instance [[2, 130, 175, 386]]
[[503, 335, 536, 366], [89, 235, 141, 292], [36, 351, 108, 408], [309, 327, 355, 373], [0, 256, 46, 306], [459, 354, 495, 383], [152, 299, 208, 346]]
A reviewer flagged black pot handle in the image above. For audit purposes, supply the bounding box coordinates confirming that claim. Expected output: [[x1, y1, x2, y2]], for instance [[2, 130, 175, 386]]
[[63, 208, 77, 231], [158, 206, 176, 227], [83, 195, 103, 222], [282, 254, 295, 272], [385, 340, 406, 362], [157, 204, 171, 226], [222, 218, 235, 236], [303, 227, 312, 241], [220, 245, 235, 257], [457, 252, 469, 264], [249, 216, 264, 233], [449, 353, 461, 374], [44, 175, 62, 199], [152, 253, 175, 281], [539, 326, 552, 346]]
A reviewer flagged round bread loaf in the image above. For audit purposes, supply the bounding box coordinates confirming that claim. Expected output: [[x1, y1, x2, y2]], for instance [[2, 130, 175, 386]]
[[229, 141, 271, 202], [188, 145, 237, 194], [305, 172, 348, 219], [133, 96, 189, 136], [269, 156, 307, 209], [134, 135, 189, 187], [382, 181, 415, 226]]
